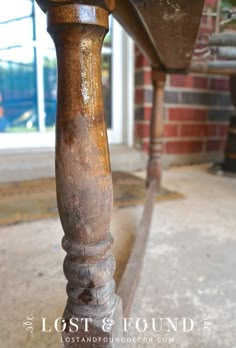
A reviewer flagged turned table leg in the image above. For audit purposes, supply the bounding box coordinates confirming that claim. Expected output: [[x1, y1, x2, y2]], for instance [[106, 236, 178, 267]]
[[36, 2, 122, 346], [147, 69, 166, 188]]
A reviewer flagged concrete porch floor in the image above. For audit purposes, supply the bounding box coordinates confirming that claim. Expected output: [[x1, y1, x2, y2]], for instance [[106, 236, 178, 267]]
[[0, 164, 236, 347]]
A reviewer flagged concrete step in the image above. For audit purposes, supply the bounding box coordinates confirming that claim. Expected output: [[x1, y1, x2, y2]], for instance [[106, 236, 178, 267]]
[[0, 145, 147, 183]]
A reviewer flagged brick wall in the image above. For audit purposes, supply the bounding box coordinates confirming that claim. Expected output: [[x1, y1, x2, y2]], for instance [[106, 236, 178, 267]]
[[134, 0, 234, 167]]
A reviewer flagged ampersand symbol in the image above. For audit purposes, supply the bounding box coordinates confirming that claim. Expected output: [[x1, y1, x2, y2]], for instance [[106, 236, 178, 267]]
[[102, 318, 115, 332]]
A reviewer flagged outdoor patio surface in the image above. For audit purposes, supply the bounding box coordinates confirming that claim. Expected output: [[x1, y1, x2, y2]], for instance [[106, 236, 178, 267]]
[[129, 165, 236, 348], [0, 164, 236, 347]]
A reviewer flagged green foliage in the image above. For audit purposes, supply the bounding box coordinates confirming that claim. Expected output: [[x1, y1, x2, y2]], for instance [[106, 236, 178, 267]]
[[221, 0, 236, 8]]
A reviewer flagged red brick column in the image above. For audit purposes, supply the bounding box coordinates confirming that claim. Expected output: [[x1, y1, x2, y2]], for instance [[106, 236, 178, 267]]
[[134, 45, 153, 153]]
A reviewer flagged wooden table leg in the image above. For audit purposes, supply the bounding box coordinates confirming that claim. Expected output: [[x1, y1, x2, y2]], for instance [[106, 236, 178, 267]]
[[147, 69, 166, 188], [36, 2, 122, 346]]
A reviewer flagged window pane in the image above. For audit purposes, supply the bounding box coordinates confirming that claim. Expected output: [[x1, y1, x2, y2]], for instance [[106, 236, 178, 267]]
[[0, 18, 33, 49], [0, 47, 37, 133], [102, 53, 112, 128], [43, 52, 57, 129], [0, 3, 114, 134], [102, 18, 113, 128], [0, 0, 37, 133], [0, 0, 33, 23]]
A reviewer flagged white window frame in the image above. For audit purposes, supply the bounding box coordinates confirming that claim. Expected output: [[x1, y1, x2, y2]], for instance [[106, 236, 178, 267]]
[[107, 19, 134, 146], [0, 16, 134, 150]]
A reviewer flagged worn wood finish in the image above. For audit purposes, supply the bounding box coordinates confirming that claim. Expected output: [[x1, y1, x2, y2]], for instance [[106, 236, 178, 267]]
[[129, 0, 205, 72], [37, 0, 116, 13], [35, 0, 204, 345], [112, 1, 162, 68], [117, 180, 157, 317], [147, 69, 166, 187], [36, 1, 122, 346]]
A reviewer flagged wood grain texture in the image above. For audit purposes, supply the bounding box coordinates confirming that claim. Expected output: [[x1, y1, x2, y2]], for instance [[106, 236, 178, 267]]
[[147, 69, 166, 187], [36, 0, 115, 13], [130, 0, 205, 72], [35, 1, 205, 345], [37, 2, 122, 345], [113, 0, 162, 68]]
